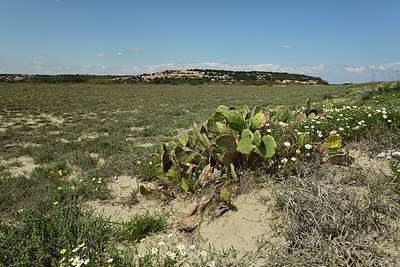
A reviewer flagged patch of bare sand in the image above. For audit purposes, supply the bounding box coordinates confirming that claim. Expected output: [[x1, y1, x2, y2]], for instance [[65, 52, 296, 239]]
[[39, 113, 64, 125], [86, 176, 188, 222], [136, 143, 154, 148], [0, 113, 64, 130], [130, 126, 147, 131], [349, 148, 392, 175], [87, 173, 283, 259], [198, 187, 283, 253], [90, 153, 99, 158], [21, 142, 41, 147], [75, 133, 110, 142], [1, 156, 38, 177]]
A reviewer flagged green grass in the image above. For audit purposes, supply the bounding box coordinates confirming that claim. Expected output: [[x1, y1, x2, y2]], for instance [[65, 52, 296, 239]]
[[118, 212, 166, 243], [0, 81, 399, 266]]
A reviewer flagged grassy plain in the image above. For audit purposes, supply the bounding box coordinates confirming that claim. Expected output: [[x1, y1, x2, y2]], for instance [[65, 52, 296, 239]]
[[0, 82, 399, 266]]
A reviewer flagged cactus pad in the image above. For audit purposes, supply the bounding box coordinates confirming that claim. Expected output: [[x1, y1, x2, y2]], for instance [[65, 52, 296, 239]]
[[226, 110, 246, 131], [275, 105, 290, 122], [177, 128, 189, 147], [206, 118, 220, 133], [323, 135, 342, 152], [216, 135, 237, 149], [255, 135, 276, 158], [251, 112, 266, 130], [237, 129, 254, 154]]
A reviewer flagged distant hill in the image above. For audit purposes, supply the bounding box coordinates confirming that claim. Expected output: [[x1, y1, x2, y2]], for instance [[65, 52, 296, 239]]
[[0, 70, 328, 85], [134, 69, 328, 85]]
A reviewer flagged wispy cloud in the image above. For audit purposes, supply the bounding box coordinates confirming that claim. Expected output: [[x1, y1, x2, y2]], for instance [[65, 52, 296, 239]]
[[96, 53, 105, 57], [370, 62, 400, 71], [117, 52, 123, 56], [281, 64, 326, 75], [344, 66, 367, 73], [118, 66, 141, 74], [31, 61, 44, 71], [282, 45, 296, 50], [128, 48, 140, 53], [141, 62, 282, 74]]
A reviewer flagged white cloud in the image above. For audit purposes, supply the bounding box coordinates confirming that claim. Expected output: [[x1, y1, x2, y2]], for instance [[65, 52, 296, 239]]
[[82, 64, 92, 69], [141, 62, 281, 74], [128, 48, 140, 53], [370, 62, 400, 71], [118, 66, 141, 74], [31, 61, 44, 71], [117, 52, 123, 56], [344, 67, 367, 73], [101, 65, 107, 70], [282, 45, 296, 50], [96, 53, 105, 57]]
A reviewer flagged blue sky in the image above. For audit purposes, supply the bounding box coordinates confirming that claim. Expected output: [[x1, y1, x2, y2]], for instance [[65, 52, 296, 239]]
[[1, 0, 399, 83]]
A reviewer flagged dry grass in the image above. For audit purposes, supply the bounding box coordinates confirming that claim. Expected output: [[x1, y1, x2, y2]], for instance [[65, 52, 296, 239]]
[[268, 158, 400, 266]]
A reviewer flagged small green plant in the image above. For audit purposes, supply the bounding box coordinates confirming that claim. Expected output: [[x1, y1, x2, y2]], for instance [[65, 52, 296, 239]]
[[118, 212, 166, 243]]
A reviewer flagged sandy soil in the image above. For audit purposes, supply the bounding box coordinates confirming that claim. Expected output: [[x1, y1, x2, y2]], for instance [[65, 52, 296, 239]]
[[86, 172, 284, 257], [1, 156, 38, 177]]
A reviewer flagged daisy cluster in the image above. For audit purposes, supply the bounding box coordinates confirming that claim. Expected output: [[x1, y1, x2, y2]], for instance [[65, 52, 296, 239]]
[[137, 234, 216, 266], [59, 242, 114, 267], [59, 243, 91, 267], [376, 150, 400, 159]]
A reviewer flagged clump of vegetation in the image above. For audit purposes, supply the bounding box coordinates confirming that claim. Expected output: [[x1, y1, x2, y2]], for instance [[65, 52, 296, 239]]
[[118, 212, 166, 243]]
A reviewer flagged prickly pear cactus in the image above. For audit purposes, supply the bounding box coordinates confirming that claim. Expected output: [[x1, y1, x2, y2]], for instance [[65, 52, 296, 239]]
[[174, 146, 191, 166], [251, 112, 266, 130], [206, 118, 220, 133], [275, 105, 290, 122], [216, 135, 237, 149], [237, 129, 254, 154], [323, 135, 342, 152], [177, 128, 189, 147], [213, 105, 229, 122], [161, 144, 173, 173], [226, 110, 246, 132], [251, 105, 263, 117], [242, 105, 250, 117], [253, 130, 262, 146], [255, 135, 276, 158]]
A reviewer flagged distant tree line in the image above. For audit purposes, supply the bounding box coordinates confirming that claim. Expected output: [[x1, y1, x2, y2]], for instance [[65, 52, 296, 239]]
[[0, 70, 329, 85]]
